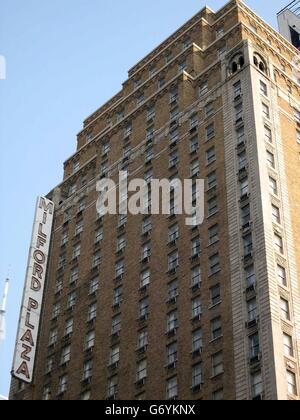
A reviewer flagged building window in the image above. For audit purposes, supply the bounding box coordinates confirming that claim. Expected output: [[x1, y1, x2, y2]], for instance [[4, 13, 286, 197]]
[[166, 377, 178, 400], [116, 235, 126, 253], [192, 329, 203, 353], [64, 318, 73, 337], [269, 177, 278, 195], [74, 221, 83, 237], [113, 286, 122, 307], [67, 291, 77, 309], [243, 234, 253, 256], [277, 265, 287, 287], [233, 81, 242, 98], [245, 265, 256, 289], [167, 311, 178, 333], [60, 345, 71, 365], [138, 330, 148, 350], [274, 233, 284, 254], [159, 78, 166, 88], [87, 303, 97, 322], [262, 103, 270, 119], [205, 102, 214, 118], [55, 277, 63, 294], [206, 147, 216, 165], [209, 254, 220, 275], [170, 129, 179, 146], [115, 260, 125, 278], [108, 376, 118, 398], [248, 298, 258, 322], [218, 46, 226, 59], [280, 298, 290, 321], [237, 126, 245, 145], [140, 270, 150, 289], [260, 80, 268, 96], [139, 298, 149, 320], [249, 333, 260, 360], [287, 371, 297, 396], [212, 352, 224, 377], [211, 317, 222, 340], [137, 360, 147, 381], [170, 87, 179, 103], [238, 150, 247, 170], [264, 125, 272, 143], [109, 346, 120, 366], [69, 183, 77, 196], [283, 333, 294, 358], [168, 224, 179, 244], [206, 123, 215, 141], [272, 205, 281, 225], [191, 237, 201, 258], [240, 178, 249, 198], [85, 331, 95, 351], [112, 315, 121, 335], [142, 217, 152, 234], [208, 196, 218, 217], [124, 123, 132, 139], [241, 204, 251, 226], [191, 266, 201, 288], [147, 106, 156, 121], [102, 141, 110, 156], [141, 242, 151, 261], [210, 284, 221, 306], [190, 160, 199, 178], [137, 92, 145, 105], [190, 136, 199, 153], [92, 251, 101, 268], [235, 103, 243, 122], [199, 82, 208, 97], [169, 151, 178, 168], [167, 342, 178, 365], [58, 375, 68, 394], [58, 254, 66, 270], [81, 391, 91, 401], [252, 371, 263, 398], [72, 243, 81, 260], [183, 37, 191, 49], [192, 363, 203, 388], [168, 251, 178, 272], [178, 61, 187, 72], [253, 54, 267, 74], [267, 150, 275, 169], [46, 357, 54, 374], [49, 328, 58, 346], [168, 280, 178, 301], [42, 386, 51, 401], [207, 171, 217, 190], [213, 389, 224, 400], [216, 27, 224, 38], [192, 297, 202, 319]]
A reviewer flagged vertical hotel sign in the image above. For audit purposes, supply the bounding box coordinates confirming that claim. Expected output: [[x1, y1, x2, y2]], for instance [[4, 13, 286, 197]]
[[12, 197, 54, 383]]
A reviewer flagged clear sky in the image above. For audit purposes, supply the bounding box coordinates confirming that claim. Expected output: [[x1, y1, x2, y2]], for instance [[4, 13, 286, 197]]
[[0, 0, 289, 397]]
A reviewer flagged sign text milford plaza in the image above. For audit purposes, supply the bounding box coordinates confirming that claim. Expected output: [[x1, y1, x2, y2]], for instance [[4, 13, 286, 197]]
[[12, 197, 54, 383]]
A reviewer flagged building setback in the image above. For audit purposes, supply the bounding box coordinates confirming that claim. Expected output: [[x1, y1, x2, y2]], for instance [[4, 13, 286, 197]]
[[10, 0, 300, 401]]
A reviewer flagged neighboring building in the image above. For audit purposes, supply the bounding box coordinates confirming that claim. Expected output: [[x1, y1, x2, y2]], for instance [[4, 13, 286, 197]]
[[10, 0, 300, 400], [278, 1, 300, 49]]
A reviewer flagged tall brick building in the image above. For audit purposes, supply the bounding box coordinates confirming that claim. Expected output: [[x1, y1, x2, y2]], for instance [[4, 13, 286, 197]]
[[10, 0, 300, 400]]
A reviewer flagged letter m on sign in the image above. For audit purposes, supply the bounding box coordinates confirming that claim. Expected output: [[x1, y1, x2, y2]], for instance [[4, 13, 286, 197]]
[[39, 197, 54, 214]]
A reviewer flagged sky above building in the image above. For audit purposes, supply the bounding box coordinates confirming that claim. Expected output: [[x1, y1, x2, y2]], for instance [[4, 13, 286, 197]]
[[0, 0, 290, 397]]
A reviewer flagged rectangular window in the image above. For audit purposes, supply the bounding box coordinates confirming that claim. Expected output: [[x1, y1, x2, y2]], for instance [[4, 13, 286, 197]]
[[264, 125, 272, 143], [124, 123, 132, 138], [75, 221, 84, 236], [287, 371, 297, 396], [102, 142, 110, 156], [82, 361, 93, 381], [208, 196, 218, 216], [218, 46, 226, 59], [238, 150, 247, 170], [58, 375, 68, 394], [241, 204, 251, 226], [191, 266, 201, 288], [190, 136, 199, 153], [283, 333, 294, 357], [277, 265, 287, 287], [115, 260, 125, 278], [64, 318, 73, 337], [205, 102, 214, 118], [269, 177, 278, 195], [234, 81, 242, 98], [199, 82, 208, 97], [140, 270, 150, 289], [212, 352, 224, 377], [147, 106, 156, 121], [167, 311, 178, 332], [190, 160, 199, 177], [209, 254, 220, 275], [108, 377, 118, 398], [240, 178, 249, 197], [192, 363, 203, 388], [192, 297, 202, 319], [142, 217, 152, 234], [211, 317, 222, 340], [208, 224, 219, 245], [192, 329, 203, 352], [95, 227, 103, 244], [116, 235, 126, 252], [169, 151, 178, 168], [168, 224, 179, 243], [272, 205, 281, 224], [168, 280, 178, 300], [262, 103, 270, 119], [137, 360, 147, 381], [267, 150, 275, 169], [260, 80, 268, 96], [207, 171, 217, 190], [90, 276, 99, 295], [248, 298, 258, 322], [237, 126, 245, 145], [252, 371, 263, 398], [280, 298, 290, 321], [243, 234, 253, 256], [166, 377, 178, 399], [49, 328, 58, 346], [170, 129, 179, 146], [118, 214, 127, 228], [245, 265, 256, 288], [67, 292, 76, 309], [85, 330, 95, 351], [206, 147, 216, 165], [210, 284, 221, 306], [87, 303, 97, 322], [178, 61, 187, 72], [191, 237, 201, 257], [141, 242, 151, 260], [167, 342, 178, 365], [206, 123, 215, 141], [138, 330, 148, 350], [112, 315, 121, 335], [249, 333, 260, 359], [109, 346, 120, 366], [235, 103, 243, 122], [113, 286, 122, 307], [274, 233, 284, 254], [168, 252, 178, 271], [213, 389, 224, 401], [61, 231, 68, 246], [92, 251, 101, 268], [139, 298, 149, 319]]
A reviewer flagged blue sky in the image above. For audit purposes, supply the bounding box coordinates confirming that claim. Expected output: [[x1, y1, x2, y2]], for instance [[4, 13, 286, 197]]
[[0, 0, 288, 397]]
